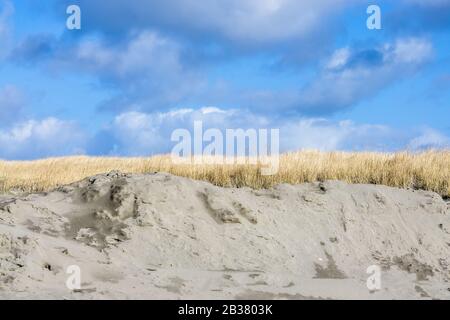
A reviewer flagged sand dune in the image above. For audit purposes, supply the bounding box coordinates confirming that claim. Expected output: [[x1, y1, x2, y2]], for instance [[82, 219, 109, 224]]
[[0, 171, 449, 299]]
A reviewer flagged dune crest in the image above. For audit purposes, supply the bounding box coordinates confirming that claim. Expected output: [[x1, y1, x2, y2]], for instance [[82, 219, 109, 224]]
[[0, 171, 449, 299]]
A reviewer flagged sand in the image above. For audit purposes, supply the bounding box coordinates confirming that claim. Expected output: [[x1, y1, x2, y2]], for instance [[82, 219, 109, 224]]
[[0, 171, 449, 300]]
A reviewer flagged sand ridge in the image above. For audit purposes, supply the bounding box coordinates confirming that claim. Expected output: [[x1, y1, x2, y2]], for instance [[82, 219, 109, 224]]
[[0, 171, 449, 299]]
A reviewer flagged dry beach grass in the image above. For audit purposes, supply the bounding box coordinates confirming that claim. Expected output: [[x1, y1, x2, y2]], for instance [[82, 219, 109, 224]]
[[0, 150, 449, 197]]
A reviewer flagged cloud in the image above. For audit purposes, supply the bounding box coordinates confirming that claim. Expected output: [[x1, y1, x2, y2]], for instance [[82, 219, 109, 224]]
[[88, 107, 433, 156], [19, 30, 207, 112], [293, 37, 433, 114], [1, 106, 447, 160], [26, 0, 362, 73], [280, 119, 398, 151], [75, 35, 431, 116], [4, 0, 446, 148], [408, 128, 450, 150], [88, 107, 269, 155], [76, 36, 431, 116], [0, 85, 25, 123], [11, 1, 436, 118], [214, 37, 433, 115], [0, 117, 86, 160], [71, 0, 353, 45], [14, 30, 208, 108]]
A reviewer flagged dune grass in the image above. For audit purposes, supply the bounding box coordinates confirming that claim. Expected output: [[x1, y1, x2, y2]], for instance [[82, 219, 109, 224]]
[[0, 150, 449, 197]]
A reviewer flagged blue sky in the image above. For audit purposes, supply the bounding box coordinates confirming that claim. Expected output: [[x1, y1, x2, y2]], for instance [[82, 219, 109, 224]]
[[0, 0, 449, 159]]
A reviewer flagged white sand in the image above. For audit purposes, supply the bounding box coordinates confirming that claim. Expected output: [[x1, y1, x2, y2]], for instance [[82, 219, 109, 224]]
[[0, 171, 449, 299]]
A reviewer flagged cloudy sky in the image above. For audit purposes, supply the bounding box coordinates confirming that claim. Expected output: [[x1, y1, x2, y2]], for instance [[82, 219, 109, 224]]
[[0, 0, 449, 159]]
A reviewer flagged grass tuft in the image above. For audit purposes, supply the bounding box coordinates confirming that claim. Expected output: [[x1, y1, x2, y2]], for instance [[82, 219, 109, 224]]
[[0, 150, 449, 197]]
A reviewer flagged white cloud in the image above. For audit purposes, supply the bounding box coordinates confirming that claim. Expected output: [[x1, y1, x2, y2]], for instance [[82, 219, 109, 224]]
[[100, 107, 416, 156], [408, 128, 450, 150], [0, 118, 86, 160], [66, 31, 205, 111], [78, 0, 354, 44], [325, 47, 351, 71], [297, 37, 433, 114], [75, 32, 183, 79], [281, 119, 396, 151], [1, 109, 447, 160], [110, 112, 169, 156], [190, 0, 349, 43], [388, 38, 433, 64]]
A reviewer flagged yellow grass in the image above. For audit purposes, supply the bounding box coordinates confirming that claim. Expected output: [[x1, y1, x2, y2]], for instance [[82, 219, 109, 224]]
[[0, 150, 449, 197]]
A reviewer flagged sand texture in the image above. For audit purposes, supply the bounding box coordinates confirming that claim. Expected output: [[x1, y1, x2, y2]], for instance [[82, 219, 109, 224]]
[[0, 171, 449, 299]]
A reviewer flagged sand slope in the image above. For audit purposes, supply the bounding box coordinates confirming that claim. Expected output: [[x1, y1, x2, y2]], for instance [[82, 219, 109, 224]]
[[0, 171, 449, 299]]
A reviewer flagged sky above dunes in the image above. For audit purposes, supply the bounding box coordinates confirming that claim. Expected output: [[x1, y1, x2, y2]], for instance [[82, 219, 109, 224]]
[[0, 0, 449, 159]]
